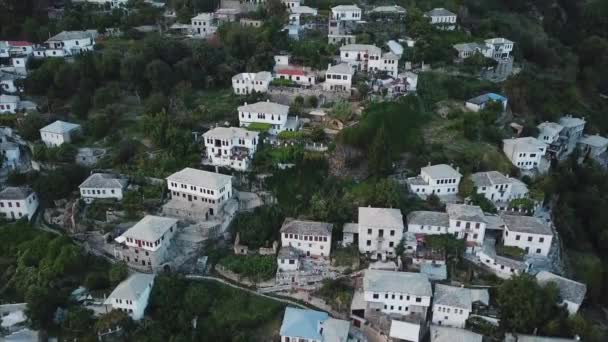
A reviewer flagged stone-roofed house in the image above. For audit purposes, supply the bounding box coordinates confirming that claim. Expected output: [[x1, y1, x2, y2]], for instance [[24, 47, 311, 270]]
[[0, 186, 39, 221], [165, 167, 233, 220], [501, 214, 553, 256], [502, 137, 547, 170], [476, 238, 529, 279], [446, 203, 487, 247], [407, 211, 450, 236], [465, 93, 508, 112], [323, 63, 354, 92], [363, 269, 432, 317], [536, 271, 586, 316], [280, 307, 351, 342], [578, 134, 608, 167], [238, 100, 295, 135], [280, 218, 333, 257], [0, 95, 19, 114], [430, 325, 483, 342], [114, 215, 179, 271], [537, 122, 564, 145], [425, 8, 457, 30], [0, 141, 20, 170], [339, 44, 399, 77], [277, 245, 302, 272], [79, 173, 128, 203], [371, 5, 406, 15], [505, 333, 580, 342], [39, 120, 82, 147], [191, 13, 218, 37], [43, 30, 96, 57], [331, 5, 362, 21], [231, 71, 272, 95], [104, 273, 155, 320], [357, 207, 404, 260], [202, 127, 259, 171], [558, 115, 586, 154], [470, 171, 529, 206], [431, 284, 489, 328], [407, 163, 462, 198]]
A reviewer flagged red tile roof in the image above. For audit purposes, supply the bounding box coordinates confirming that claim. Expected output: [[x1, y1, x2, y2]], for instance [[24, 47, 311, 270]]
[[277, 68, 307, 76], [6, 41, 33, 47]]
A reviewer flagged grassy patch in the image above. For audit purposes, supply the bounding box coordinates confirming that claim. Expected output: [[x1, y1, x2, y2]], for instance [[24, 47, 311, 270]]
[[314, 278, 354, 314], [331, 245, 360, 268], [218, 254, 277, 282], [496, 244, 526, 261]]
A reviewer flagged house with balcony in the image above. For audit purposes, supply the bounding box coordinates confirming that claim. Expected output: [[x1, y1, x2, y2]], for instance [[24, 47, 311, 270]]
[[104, 273, 155, 320], [231, 71, 272, 95], [327, 19, 356, 45], [425, 8, 457, 30], [502, 137, 547, 170], [165, 167, 233, 220], [37, 30, 96, 58], [114, 215, 179, 271], [0, 187, 39, 221], [558, 115, 586, 154], [238, 100, 298, 135], [79, 173, 128, 203], [356, 207, 404, 260], [502, 214, 553, 256], [406, 164, 462, 198], [536, 271, 586, 316], [280, 218, 333, 257], [279, 307, 351, 342], [323, 63, 354, 92], [331, 5, 362, 21], [431, 284, 489, 328], [202, 127, 259, 171], [340, 44, 399, 77], [191, 13, 218, 37], [39, 120, 82, 147]]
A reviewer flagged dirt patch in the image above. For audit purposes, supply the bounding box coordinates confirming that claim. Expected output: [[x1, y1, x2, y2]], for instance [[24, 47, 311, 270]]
[[328, 143, 369, 181]]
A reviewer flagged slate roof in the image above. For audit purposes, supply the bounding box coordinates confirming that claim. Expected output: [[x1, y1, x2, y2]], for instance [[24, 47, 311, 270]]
[[203, 127, 259, 140], [371, 5, 406, 14], [280, 307, 328, 340], [420, 263, 447, 281], [536, 271, 586, 305], [579, 134, 608, 148], [358, 207, 403, 228], [421, 164, 461, 179], [79, 173, 128, 189], [237, 101, 289, 115], [503, 137, 546, 153], [502, 214, 552, 235], [480, 238, 527, 270], [280, 218, 333, 236], [0, 187, 33, 200], [39, 120, 81, 134], [364, 270, 431, 297], [166, 167, 231, 190], [105, 273, 155, 302], [322, 317, 350, 342], [277, 245, 302, 259], [332, 5, 361, 11], [46, 30, 96, 42], [433, 284, 489, 310], [470, 171, 512, 187], [340, 44, 382, 55], [430, 325, 483, 342], [558, 115, 586, 128], [326, 63, 353, 75], [0, 95, 19, 103], [446, 203, 486, 222], [120, 215, 178, 242], [407, 211, 449, 227], [426, 8, 457, 17], [342, 222, 359, 233], [453, 42, 487, 53], [232, 71, 272, 82], [537, 122, 563, 136]]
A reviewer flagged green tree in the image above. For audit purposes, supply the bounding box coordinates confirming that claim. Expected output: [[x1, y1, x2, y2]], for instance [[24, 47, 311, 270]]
[[368, 124, 392, 177], [109, 262, 129, 286], [458, 176, 475, 198]]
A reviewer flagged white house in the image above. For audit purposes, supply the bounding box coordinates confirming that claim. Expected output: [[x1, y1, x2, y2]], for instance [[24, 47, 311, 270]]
[[104, 273, 155, 320], [430, 325, 483, 342], [340, 44, 399, 77], [446, 204, 487, 248], [231, 71, 272, 95], [323, 63, 354, 92], [537, 122, 564, 145], [407, 164, 462, 198], [477, 238, 529, 279], [327, 19, 356, 45], [0, 187, 39, 221], [79, 173, 128, 203], [369, 52, 400, 77], [114, 215, 179, 270], [44, 30, 96, 57], [465, 93, 508, 112], [280, 218, 333, 257], [425, 8, 457, 30], [0, 95, 19, 114], [454, 38, 514, 60], [431, 284, 489, 328], [202, 126, 259, 171], [502, 137, 547, 170], [331, 5, 362, 21], [407, 211, 450, 237], [558, 115, 586, 154], [0, 142, 20, 170], [1, 70, 24, 94], [578, 134, 608, 164], [277, 245, 301, 272], [536, 271, 586, 316], [363, 269, 432, 317], [470, 171, 528, 204], [39, 120, 82, 147], [238, 100, 297, 135], [275, 67, 316, 86], [166, 167, 233, 219], [0, 40, 34, 58], [279, 307, 351, 342], [357, 207, 404, 260], [191, 13, 218, 37], [502, 214, 553, 256]]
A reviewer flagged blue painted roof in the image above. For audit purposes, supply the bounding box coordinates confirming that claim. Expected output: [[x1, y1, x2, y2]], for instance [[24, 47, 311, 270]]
[[487, 93, 507, 102], [467, 92, 507, 105], [280, 307, 328, 340]]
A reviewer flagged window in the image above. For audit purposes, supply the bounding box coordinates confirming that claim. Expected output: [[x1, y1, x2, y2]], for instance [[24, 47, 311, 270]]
[[373, 293, 379, 299], [528, 236, 533, 242], [536, 248, 541, 254], [539, 237, 545, 243], [367, 228, 372, 235], [415, 297, 421, 303], [456, 221, 461, 227], [390, 230, 395, 236], [366, 240, 371, 246], [515, 235, 521, 241]]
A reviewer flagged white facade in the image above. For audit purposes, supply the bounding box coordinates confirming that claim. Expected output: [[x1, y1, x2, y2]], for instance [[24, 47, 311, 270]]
[[79, 173, 128, 203], [0, 142, 20, 170], [44, 31, 96, 57], [536, 271, 586, 316], [277, 247, 300, 271], [39, 120, 82, 147], [275, 68, 316, 86], [340, 44, 399, 77], [503, 137, 547, 170], [364, 270, 432, 317], [203, 127, 259, 171], [280, 219, 333, 257], [502, 215, 553, 256], [425, 8, 457, 30], [537, 122, 563, 144], [431, 285, 489, 328], [238, 100, 292, 135], [166, 168, 233, 217], [407, 164, 461, 197], [0, 187, 39, 221], [0, 95, 19, 114], [470, 171, 528, 203], [358, 207, 404, 260], [231, 71, 272, 95], [191, 13, 217, 37], [105, 273, 155, 321], [331, 5, 362, 21], [477, 249, 524, 279], [323, 63, 353, 92]]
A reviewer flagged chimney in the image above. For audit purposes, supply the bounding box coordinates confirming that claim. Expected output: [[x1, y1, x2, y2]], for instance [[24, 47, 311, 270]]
[[266, 99, 270, 102], [456, 166, 460, 172], [244, 102, 247, 105], [328, 63, 331, 70], [427, 161, 431, 166], [215, 166, 219, 173]]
